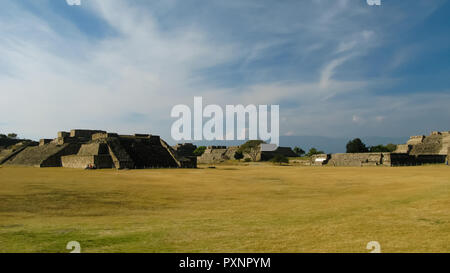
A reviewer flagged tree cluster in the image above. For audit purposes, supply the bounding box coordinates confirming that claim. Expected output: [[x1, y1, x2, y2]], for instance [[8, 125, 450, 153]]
[[346, 138, 397, 153]]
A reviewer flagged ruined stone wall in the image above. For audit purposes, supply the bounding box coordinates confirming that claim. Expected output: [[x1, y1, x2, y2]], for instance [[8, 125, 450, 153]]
[[393, 144, 411, 154], [5, 143, 81, 167], [224, 146, 239, 160], [0, 142, 36, 165], [39, 139, 52, 146], [311, 154, 330, 166], [197, 147, 228, 164], [107, 138, 135, 169], [382, 153, 420, 166], [40, 144, 82, 167], [70, 129, 106, 138], [405, 132, 450, 156], [409, 134, 444, 155], [415, 155, 447, 164], [119, 137, 180, 168], [91, 133, 119, 141], [324, 152, 443, 167], [173, 143, 197, 157], [77, 143, 109, 156], [1, 129, 194, 169], [58, 131, 70, 138], [327, 153, 384, 167], [407, 135, 425, 145], [61, 155, 114, 169], [290, 159, 312, 166]]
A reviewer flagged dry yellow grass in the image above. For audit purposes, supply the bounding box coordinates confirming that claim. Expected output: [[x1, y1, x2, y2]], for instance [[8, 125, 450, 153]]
[[0, 164, 449, 253]]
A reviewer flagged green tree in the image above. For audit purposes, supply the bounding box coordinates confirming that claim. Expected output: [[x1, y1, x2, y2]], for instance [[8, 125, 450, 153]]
[[369, 145, 390, 152], [346, 138, 368, 153], [271, 154, 289, 165], [193, 146, 207, 156], [238, 140, 265, 162], [7, 133, 17, 139], [385, 143, 397, 152], [293, 146, 305, 156], [234, 150, 244, 161], [369, 143, 398, 153], [306, 147, 324, 157]]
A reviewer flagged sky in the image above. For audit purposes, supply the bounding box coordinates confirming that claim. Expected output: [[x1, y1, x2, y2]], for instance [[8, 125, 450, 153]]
[[0, 0, 449, 143]]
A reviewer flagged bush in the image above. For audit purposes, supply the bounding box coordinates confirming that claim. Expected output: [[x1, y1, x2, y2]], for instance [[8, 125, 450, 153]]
[[306, 147, 324, 157], [234, 151, 244, 161], [369, 143, 398, 153], [238, 140, 265, 162], [346, 138, 368, 153], [385, 143, 397, 152], [271, 155, 289, 165], [193, 146, 207, 156], [293, 146, 305, 156], [244, 158, 252, 162]]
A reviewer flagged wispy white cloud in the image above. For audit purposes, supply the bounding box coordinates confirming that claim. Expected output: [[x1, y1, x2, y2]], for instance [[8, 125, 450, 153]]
[[0, 0, 448, 141]]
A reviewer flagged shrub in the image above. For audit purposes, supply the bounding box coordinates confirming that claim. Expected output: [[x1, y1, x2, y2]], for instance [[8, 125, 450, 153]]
[[271, 155, 289, 165], [238, 140, 265, 162], [234, 151, 244, 161], [293, 146, 305, 156], [346, 138, 368, 153], [369, 143, 398, 153], [193, 146, 207, 156], [306, 147, 324, 157]]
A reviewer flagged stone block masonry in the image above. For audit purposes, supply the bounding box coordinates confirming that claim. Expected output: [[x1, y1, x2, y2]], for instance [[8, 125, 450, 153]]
[[1, 129, 197, 169], [321, 131, 450, 167]]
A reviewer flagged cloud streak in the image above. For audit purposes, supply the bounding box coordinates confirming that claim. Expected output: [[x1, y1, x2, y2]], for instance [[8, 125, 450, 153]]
[[0, 0, 449, 142]]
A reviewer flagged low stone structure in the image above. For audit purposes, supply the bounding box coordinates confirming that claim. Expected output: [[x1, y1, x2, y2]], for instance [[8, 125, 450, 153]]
[[197, 144, 297, 164], [408, 131, 450, 156], [290, 159, 312, 166], [61, 143, 114, 169], [447, 147, 450, 165], [0, 141, 38, 165], [259, 146, 298, 161], [320, 131, 450, 167], [39, 139, 53, 146], [197, 146, 230, 164], [2, 129, 196, 169], [172, 143, 197, 157], [5, 142, 82, 167], [311, 154, 330, 166]]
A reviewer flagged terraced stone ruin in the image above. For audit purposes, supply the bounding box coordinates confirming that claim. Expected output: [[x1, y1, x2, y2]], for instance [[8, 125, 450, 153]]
[[313, 131, 450, 167], [1, 129, 196, 169], [197, 145, 296, 164]]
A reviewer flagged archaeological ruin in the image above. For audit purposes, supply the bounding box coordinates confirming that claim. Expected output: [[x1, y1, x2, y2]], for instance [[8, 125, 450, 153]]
[[196, 145, 297, 164], [1, 130, 448, 169], [312, 131, 450, 167], [0, 129, 197, 169]]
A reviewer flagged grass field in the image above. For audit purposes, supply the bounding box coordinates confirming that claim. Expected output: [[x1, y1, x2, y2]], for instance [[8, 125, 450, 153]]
[[0, 164, 449, 253]]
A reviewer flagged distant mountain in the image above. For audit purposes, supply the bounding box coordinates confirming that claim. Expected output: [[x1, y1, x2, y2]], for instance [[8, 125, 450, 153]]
[[184, 135, 409, 154]]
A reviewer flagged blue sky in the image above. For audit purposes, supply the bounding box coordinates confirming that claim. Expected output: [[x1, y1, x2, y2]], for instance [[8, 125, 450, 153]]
[[0, 0, 449, 143]]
